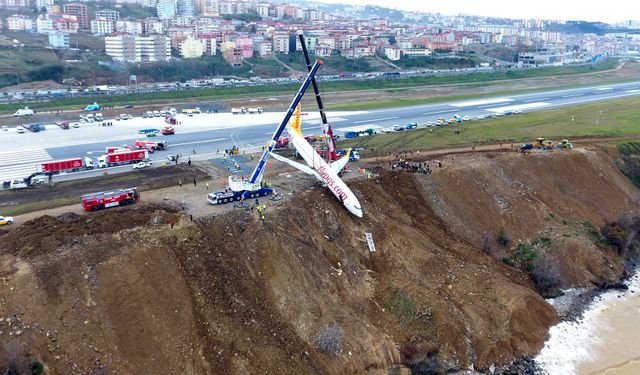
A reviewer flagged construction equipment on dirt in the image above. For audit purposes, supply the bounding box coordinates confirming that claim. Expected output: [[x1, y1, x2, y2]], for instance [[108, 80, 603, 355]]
[[207, 59, 323, 205], [521, 138, 573, 152], [225, 146, 240, 155], [269, 104, 362, 217], [555, 139, 574, 149]]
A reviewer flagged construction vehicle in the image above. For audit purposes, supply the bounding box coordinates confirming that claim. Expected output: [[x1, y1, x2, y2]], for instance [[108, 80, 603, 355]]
[[98, 149, 148, 168], [106, 145, 133, 153], [207, 59, 323, 205], [161, 126, 175, 135], [81, 187, 139, 211], [6, 175, 46, 189], [164, 115, 177, 125], [555, 139, 574, 149], [225, 145, 240, 155], [533, 137, 555, 150], [275, 137, 290, 149]]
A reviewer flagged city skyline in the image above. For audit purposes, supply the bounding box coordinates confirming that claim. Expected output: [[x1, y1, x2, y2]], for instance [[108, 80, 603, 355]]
[[316, 0, 640, 24]]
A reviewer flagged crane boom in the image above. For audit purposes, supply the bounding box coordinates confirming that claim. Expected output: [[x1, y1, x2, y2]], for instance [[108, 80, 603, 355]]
[[248, 58, 323, 184], [297, 31, 337, 161]]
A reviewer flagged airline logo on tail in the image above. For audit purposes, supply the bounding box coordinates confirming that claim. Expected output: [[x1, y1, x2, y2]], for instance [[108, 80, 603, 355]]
[[290, 104, 302, 135]]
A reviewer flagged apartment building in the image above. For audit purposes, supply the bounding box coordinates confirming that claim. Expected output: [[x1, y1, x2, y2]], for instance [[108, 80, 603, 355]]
[[36, 14, 54, 34], [197, 0, 219, 16], [179, 38, 204, 58], [91, 18, 115, 35], [35, 0, 54, 9], [63, 3, 89, 30], [105, 34, 171, 63], [156, 0, 177, 19], [54, 16, 79, 33], [0, 0, 29, 7], [223, 47, 243, 66], [116, 20, 143, 35], [48, 31, 69, 49], [96, 9, 120, 21], [6, 15, 33, 31]]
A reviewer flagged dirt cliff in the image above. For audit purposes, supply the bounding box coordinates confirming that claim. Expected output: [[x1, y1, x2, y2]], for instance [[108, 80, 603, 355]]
[[0, 148, 638, 374]]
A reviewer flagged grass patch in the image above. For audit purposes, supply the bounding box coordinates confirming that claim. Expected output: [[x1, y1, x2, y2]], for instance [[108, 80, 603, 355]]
[[340, 96, 640, 153], [2, 197, 77, 216]]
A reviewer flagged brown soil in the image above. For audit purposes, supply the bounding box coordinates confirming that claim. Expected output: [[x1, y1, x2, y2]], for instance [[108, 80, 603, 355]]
[[0, 147, 638, 374]]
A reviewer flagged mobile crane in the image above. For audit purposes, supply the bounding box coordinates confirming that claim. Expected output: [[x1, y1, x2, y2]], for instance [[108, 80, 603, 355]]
[[207, 59, 324, 205]]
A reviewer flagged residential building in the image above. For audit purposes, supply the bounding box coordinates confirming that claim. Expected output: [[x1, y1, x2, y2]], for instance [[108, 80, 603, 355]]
[[96, 9, 120, 21], [156, 0, 177, 19], [36, 14, 54, 34], [105, 34, 171, 63], [0, 0, 29, 7], [48, 31, 69, 49], [272, 32, 289, 54], [197, 0, 218, 16], [6, 15, 33, 31], [401, 48, 432, 57], [142, 18, 163, 34], [53, 17, 79, 33], [63, 3, 89, 30], [36, 0, 54, 10], [314, 44, 331, 57], [46, 5, 61, 14], [223, 47, 243, 66], [116, 20, 143, 35], [257, 40, 272, 57], [179, 37, 204, 58], [256, 3, 269, 18], [218, 1, 234, 15], [384, 46, 401, 61], [91, 18, 115, 35], [199, 35, 216, 55], [235, 36, 253, 58], [177, 0, 196, 17]]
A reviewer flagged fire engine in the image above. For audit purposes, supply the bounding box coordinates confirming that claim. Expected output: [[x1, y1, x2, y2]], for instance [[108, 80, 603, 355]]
[[81, 187, 140, 211]]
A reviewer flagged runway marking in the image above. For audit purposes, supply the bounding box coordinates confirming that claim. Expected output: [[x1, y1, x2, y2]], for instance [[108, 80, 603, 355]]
[[336, 124, 384, 132], [625, 89, 640, 93], [351, 116, 398, 124], [562, 93, 583, 98], [450, 98, 512, 107], [422, 109, 451, 115], [486, 102, 551, 113], [596, 87, 613, 91], [523, 98, 549, 103], [170, 138, 227, 146], [0, 164, 38, 182], [0, 148, 52, 167]]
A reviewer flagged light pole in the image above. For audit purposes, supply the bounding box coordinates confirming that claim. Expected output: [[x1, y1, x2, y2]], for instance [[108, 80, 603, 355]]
[[15, 73, 19, 86]]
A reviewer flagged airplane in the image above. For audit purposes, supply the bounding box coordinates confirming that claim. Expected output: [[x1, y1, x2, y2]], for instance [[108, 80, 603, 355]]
[[85, 102, 101, 111], [269, 104, 363, 218]]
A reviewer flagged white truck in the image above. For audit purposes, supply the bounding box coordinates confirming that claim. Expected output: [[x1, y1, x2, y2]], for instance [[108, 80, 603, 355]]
[[247, 107, 264, 114], [8, 176, 46, 189], [231, 107, 247, 114], [14, 106, 34, 117]]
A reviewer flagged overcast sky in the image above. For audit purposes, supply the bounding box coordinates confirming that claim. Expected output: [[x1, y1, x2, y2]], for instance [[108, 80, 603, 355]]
[[316, 0, 639, 24]]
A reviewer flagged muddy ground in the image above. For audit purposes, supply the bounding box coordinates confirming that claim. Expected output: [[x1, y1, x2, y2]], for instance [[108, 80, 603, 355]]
[[0, 147, 639, 374]]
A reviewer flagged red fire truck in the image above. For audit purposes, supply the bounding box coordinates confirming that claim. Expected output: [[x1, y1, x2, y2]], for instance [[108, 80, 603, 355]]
[[81, 187, 140, 211]]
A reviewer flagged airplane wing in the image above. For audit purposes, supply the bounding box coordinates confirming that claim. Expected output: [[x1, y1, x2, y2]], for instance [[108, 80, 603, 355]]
[[269, 151, 321, 180], [329, 148, 351, 174]]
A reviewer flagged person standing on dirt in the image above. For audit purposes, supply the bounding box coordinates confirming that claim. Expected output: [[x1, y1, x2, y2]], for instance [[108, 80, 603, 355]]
[[179, 179, 182, 187], [206, 182, 209, 190], [188, 157, 191, 166], [170, 219, 175, 229], [193, 178, 197, 186]]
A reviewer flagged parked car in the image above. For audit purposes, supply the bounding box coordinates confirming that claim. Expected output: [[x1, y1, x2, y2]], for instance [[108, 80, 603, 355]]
[[405, 122, 417, 129], [132, 161, 152, 169], [2, 126, 8, 131], [0, 216, 14, 225], [393, 125, 405, 131], [16, 126, 25, 133]]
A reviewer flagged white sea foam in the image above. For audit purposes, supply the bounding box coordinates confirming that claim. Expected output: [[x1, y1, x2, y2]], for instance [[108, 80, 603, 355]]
[[536, 274, 640, 375]]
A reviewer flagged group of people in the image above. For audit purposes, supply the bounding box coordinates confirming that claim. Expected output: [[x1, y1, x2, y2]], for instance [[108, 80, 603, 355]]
[[390, 159, 433, 174]]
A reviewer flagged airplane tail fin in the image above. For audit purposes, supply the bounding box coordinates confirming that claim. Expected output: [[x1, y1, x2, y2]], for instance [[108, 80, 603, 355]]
[[329, 148, 351, 174], [290, 104, 303, 136]]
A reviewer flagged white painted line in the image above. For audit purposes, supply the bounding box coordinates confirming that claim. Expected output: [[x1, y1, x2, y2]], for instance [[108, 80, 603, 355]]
[[478, 104, 503, 108], [523, 97, 549, 103], [450, 97, 512, 107], [351, 116, 398, 124], [486, 102, 551, 113], [336, 124, 384, 132], [422, 109, 452, 115], [170, 138, 227, 147], [625, 89, 640, 93], [562, 94, 583, 98], [596, 87, 613, 91]]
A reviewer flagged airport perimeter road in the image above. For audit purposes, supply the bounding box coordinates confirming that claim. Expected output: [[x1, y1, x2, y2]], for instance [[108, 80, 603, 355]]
[[1, 80, 639, 183]]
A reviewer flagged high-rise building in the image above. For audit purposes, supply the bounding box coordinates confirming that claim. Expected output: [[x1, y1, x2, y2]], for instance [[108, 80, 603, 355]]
[[91, 18, 115, 35], [48, 31, 69, 49], [0, 0, 29, 7], [105, 34, 171, 63], [156, 0, 176, 19], [177, 0, 196, 17], [63, 3, 89, 30]]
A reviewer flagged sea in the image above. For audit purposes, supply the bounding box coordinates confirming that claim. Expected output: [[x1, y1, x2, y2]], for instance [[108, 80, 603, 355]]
[[536, 273, 640, 375]]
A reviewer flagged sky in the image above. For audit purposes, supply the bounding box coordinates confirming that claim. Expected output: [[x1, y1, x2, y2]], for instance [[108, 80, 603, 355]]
[[315, 0, 640, 24]]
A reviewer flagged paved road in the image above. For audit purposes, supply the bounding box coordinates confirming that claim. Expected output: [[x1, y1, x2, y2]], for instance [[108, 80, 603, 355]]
[[1, 80, 639, 184]]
